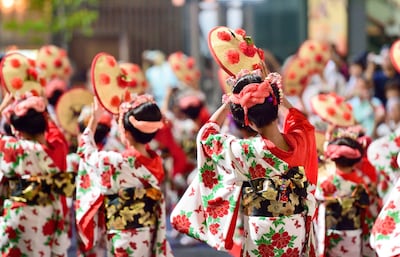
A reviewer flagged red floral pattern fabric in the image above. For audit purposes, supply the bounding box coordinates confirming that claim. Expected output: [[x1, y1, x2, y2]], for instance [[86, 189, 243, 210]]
[[0, 134, 70, 257], [75, 128, 173, 257], [171, 108, 318, 256]]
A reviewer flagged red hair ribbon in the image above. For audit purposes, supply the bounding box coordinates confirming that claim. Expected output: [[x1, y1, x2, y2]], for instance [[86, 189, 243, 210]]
[[325, 144, 362, 160]]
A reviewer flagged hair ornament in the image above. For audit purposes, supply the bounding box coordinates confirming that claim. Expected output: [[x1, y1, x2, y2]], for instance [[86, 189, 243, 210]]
[[2, 93, 46, 122]]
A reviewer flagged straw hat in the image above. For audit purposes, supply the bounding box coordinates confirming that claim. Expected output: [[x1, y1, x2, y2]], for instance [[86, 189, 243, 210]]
[[168, 51, 201, 89], [37, 45, 72, 81], [55, 87, 93, 136], [0, 52, 45, 99], [282, 55, 311, 96], [310, 92, 355, 127], [297, 39, 330, 75], [390, 39, 400, 72], [208, 26, 266, 77], [91, 53, 147, 114]]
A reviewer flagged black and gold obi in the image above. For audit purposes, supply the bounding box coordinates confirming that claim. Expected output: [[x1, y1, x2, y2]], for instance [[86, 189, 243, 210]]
[[8, 172, 76, 206], [323, 185, 369, 230], [104, 187, 162, 230], [242, 166, 308, 217]]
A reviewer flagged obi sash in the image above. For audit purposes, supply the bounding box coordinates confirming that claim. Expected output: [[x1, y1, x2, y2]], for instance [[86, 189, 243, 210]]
[[323, 184, 369, 230], [242, 166, 308, 217], [8, 172, 76, 205], [104, 187, 162, 230]]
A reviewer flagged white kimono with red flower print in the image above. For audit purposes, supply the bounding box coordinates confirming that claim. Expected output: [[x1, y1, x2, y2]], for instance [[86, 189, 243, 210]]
[[367, 127, 400, 204], [171, 108, 318, 257], [0, 135, 70, 257], [315, 169, 379, 257], [75, 128, 174, 257], [370, 153, 400, 257]]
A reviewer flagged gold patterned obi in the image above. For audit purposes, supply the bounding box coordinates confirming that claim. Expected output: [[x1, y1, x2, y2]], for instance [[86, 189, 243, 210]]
[[8, 172, 76, 206], [242, 166, 308, 217], [323, 184, 369, 230], [104, 187, 162, 230]]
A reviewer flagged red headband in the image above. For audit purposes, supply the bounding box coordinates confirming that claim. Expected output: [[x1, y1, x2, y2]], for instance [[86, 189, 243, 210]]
[[325, 144, 362, 160]]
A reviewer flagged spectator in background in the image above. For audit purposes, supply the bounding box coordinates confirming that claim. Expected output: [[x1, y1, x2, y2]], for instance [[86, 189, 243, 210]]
[[143, 50, 178, 108], [365, 47, 400, 107], [348, 76, 385, 138]]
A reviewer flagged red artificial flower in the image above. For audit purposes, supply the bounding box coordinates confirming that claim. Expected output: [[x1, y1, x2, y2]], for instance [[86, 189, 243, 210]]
[[187, 57, 195, 69], [172, 214, 191, 234], [202, 169, 218, 189], [10, 58, 21, 68], [206, 197, 229, 219], [54, 58, 63, 68], [209, 223, 220, 235], [106, 56, 117, 67], [11, 77, 23, 90], [226, 49, 240, 65], [343, 112, 352, 121], [110, 96, 121, 107], [257, 48, 265, 60], [235, 28, 246, 37], [373, 216, 396, 236], [257, 243, 275, 257], [27, 67, 38, 81], [315, 54, 323, 63], [239, 42, 257, 57], [326, 107, 336, 116], [217, 31, 232, 41], [99, 73, 111, 85], [80, 174, 91, 189], [42, 219, 56, 236]]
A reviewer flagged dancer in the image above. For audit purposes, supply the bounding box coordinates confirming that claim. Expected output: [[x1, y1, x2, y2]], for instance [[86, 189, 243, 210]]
[[171, 71, 318, 256]]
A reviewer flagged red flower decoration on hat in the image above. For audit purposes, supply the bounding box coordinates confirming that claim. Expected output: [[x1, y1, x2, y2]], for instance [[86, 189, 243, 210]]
[[37, 45, 72, 81], [168, 51, 201, 89], [310, 92, 355, 127], [91, 53, 148, 114], [208, 26, 266, 77], [0, 53, 45, 99]]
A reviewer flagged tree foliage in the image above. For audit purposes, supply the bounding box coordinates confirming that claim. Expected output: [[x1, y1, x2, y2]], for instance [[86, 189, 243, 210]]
[[2, 0, 99, 44]]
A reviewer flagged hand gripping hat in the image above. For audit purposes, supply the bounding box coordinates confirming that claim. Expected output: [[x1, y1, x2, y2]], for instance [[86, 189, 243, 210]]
[[390, 39, 400, 72], [282, 55, 311, 96], [0, 52, 46, 99], [208, 26, 266, 78], [55, 87, 94, 136], [91, 52, 145, 114], [168, 51, 201, 89], [310, 92, 355, 127], [36, 45, 72, 81], [297, 39, 330, 76]]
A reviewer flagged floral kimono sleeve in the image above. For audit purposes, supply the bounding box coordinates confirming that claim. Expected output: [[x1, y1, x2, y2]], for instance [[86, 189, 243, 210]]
[[171, 122, 245, 251], [76, 128, 126, 250], [370, 164, 400, 256]]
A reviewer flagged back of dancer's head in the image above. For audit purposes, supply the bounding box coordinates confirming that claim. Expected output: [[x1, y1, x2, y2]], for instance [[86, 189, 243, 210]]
[[230, 74, 280, 128], [123, 100, 162, 144], [325, 136, 364, 167], [11, 109, 47, 135]]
